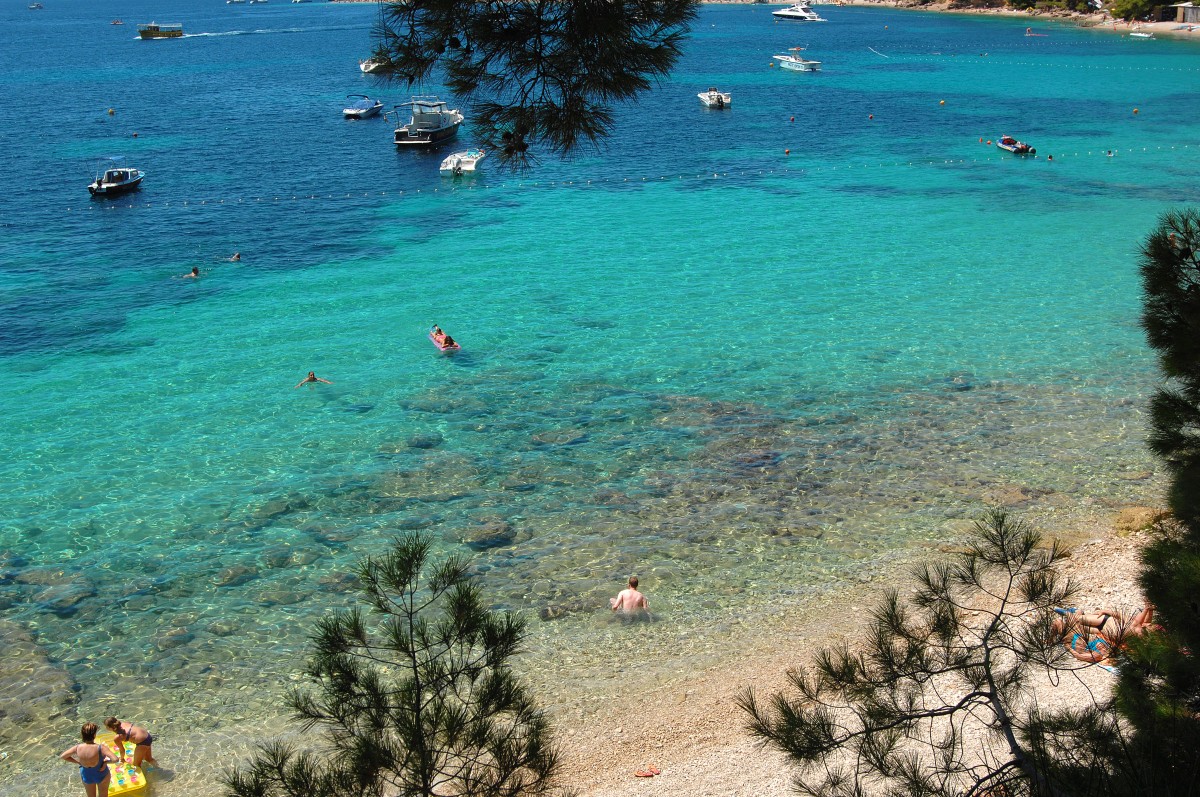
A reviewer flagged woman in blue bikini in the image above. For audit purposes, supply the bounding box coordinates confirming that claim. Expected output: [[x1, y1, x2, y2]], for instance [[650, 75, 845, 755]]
[[60, 722, 117, 797], [1053, 605, 1155, 664]]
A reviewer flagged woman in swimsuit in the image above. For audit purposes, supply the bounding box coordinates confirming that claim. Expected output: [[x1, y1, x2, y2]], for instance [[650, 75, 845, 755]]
[[104, 716, 157, 769], [60, 722, 116, 797]]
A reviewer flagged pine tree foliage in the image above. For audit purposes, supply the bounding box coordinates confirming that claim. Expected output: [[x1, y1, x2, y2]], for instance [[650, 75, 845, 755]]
[[368, 0, 697, 166], [738, 510, 1145, 797], [1113, 208, 1200, 792], [222, 533, 561, 797]]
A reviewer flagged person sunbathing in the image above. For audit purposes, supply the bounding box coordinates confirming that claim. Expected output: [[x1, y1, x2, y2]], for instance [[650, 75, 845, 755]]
[[1052, 605, 1155, 664]]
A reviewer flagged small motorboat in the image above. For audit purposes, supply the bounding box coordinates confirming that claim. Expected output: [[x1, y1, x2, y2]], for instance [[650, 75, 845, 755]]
[[429, 326, 461, 352], [439, 149, 486, 175], [360, 57, 386, 74], [29, 2, 43, 8], [111, 19, 124, 25], [1129, 24, 1154, 37], [774, 47, 821, 72], [996, 135, 1035, 155], [698, 88, 731, 109], [392, 97, 464, 147], [772, 3, 826, 22], [88, 157, 144, 197], [343, 94, 384, 119]]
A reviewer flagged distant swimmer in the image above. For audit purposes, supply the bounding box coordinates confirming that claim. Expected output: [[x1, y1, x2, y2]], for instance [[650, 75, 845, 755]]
[[181, 266, 200, 279], [610, 575, 651, 621], [294, 371, 332, 388], [228, 252, 241, 262]]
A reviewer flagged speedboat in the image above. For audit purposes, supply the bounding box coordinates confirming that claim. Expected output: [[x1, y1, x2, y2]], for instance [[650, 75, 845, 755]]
[[774, 47, 821, 71], [772, 3, 826, 22], [343, 94, 384, 119], [698, 88, 731, 108], [138, 22, 184, 39], [996, 135, 1035, 155], [359, 58, 386, 74], [29, 3, 43, 8], [111, 19, 124, 25], [88, 157, 144, 197], [439, 149, 486, 175], [392, 98, 463, 147]]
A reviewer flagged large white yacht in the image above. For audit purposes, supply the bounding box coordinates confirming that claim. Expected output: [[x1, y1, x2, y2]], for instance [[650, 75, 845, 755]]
[[772, 3, 827, 21]]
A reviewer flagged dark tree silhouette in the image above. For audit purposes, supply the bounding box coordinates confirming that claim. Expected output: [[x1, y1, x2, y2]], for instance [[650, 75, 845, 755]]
[[367, 0, 697, 166], [739, 510, 1159, 797], [222, 533, 561, 797], [1114, 208, 1200, 793]]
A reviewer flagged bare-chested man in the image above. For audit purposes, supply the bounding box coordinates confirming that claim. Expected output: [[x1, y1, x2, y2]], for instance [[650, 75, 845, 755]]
[[610, 576, 651, 620]]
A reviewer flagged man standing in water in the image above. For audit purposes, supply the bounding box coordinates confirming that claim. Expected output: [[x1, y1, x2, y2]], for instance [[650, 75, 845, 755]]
[[610, 576, 651, 620]]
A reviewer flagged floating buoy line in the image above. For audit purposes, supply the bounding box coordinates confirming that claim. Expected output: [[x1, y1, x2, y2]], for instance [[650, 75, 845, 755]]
[[63, 142, 1196, 213]]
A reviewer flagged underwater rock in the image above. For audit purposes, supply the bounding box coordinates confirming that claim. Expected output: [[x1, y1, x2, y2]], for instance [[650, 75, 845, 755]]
[[207, 619, 239, 637], [155, 627, 194, 651], [463, 520, 516, 551], [214, 564, 259, 587], [258, 546, 294, 569], [407, 433, 444, 449], [34, 581, 97, 616], [15, 565, 70, 587], [531, 428, 589, 446], [980, 484, 1052, 508], [0, 618, 77, 741]]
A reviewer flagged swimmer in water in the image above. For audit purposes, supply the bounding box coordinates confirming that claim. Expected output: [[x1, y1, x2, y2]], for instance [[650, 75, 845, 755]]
[[181, 266, 200, 279], [294, 371, 332, 388], [610, 575, 651, 621]]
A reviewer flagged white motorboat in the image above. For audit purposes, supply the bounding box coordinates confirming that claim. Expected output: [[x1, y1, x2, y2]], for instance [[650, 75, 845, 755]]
[[1129, 24, 1154, 37], [774, 47, 821, 71], [88, 157, 144, 197], [360, 58, 386, 74], [392, 97, 464, 146], [698, 88, 731, 108], [439, 149, 486, 175], [343, 94, 384, 119], [772, 3, 826, 21]]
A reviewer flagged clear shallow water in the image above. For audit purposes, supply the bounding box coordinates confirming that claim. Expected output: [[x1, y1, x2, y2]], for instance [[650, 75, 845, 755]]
[[1, 0, 1193, 791]]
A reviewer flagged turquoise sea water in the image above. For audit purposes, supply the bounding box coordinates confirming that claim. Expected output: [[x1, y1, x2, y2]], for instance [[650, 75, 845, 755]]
[[2, 0, 1196, 791]]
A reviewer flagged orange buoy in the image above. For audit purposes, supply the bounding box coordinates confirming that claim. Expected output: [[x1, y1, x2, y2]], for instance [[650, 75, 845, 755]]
[[1133, 108, 1139, 114], [785, 149, 790, 155], [939, 100, 945, 105], [979, 137, 982, 142], [987, 140, 992, 145], [868, 114, 874, 120]]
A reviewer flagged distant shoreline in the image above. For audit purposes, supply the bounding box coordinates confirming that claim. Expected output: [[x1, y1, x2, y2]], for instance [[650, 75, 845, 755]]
[[327, 0, 1199, 40]]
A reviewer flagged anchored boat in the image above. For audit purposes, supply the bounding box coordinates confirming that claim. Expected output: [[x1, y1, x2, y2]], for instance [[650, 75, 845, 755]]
[[88, 157, 144, 197], [391, 98, 463, 147]]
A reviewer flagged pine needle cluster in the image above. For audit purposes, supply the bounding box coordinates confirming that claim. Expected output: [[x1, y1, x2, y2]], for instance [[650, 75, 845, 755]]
[[222, 533, 561, 797]]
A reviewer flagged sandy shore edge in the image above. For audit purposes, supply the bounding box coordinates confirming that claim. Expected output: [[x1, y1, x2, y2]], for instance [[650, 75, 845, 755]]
[[550, 508, 1156, 796]]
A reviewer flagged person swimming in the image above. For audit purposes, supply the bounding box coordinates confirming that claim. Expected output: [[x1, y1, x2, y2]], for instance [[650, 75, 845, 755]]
[[294, 371, 333, 388]]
